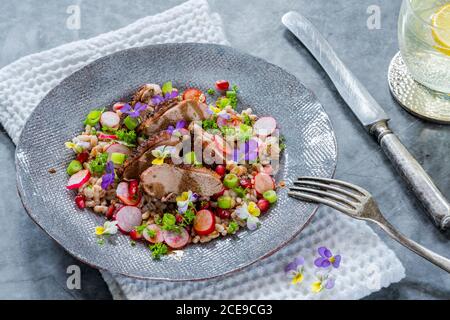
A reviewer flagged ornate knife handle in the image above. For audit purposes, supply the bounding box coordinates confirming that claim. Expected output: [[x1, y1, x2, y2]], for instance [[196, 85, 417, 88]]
[[371, 121, 450, 230]]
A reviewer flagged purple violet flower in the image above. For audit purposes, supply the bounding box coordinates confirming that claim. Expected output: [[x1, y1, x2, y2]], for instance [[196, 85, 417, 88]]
[[167, 120, 187, 136], [151, 90, 178, 105], [101, 161, 115, 190], [121, 102, 147, 118], [234, 138, 259, 162], [314, 246, 341, 269]]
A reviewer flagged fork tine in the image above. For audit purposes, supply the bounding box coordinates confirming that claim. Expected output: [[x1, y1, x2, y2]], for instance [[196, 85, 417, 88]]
[[289, 186, 357, 209], [293, 180, 362, 201], [297, 176, 367, 196], [288, 191, 355, 216]]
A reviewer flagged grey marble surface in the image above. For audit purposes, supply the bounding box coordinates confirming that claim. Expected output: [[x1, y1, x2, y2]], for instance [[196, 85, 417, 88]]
[[0, 0, 449, 300]]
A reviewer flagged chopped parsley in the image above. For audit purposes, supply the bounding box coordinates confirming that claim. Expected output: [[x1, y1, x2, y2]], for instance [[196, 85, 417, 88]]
[[226, 85, 239, 109], [220, 126, 236, 137], [202, 118, 219, 131], [116, 129, 137, 146], [179, 209, 196, 227], [88, 152, 108, 175], [217, 97, 230, 109], [146, 228, 156, 238], [237, 124, 252, 142], [135, 224, 147, 234], [279, 135, 286, 151], [149, 243, 168, 260], [227, 221, 239, 234], [242, 113, 253, 126], [207, 88, 215, 95]]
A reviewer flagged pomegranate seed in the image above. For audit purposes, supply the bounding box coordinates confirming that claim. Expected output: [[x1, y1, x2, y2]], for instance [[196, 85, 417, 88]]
[[175, 214, 184, 224], [74, 195, 85, 209], [105, 205, 115, 219], [215, 80, 229, 91], [128, 180, 139, 198], [217, 208, 231, 219], [215, 165, 226, 177], [129, 229, 142, 241], [76, 151, 89, 164], [257, 199, 270, 213], [240, 178, 252, 189]]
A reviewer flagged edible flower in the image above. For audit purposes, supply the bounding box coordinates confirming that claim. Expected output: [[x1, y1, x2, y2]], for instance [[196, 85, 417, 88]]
[[284, 256, 305, 285], [120, 102, 147, 118], [151, 145, 176, 165], [236, 201, 260, 230], [166, 120, 187, 137], [101, 161, 115, 190], [235, 138, 258, 162], [151, 81, 179, 105], [207, 104, 231, 120], [311, 273, 335, 293], [95, 220, 118, 245], [314, 246, 341, 269], [176, 190, 198, 214]]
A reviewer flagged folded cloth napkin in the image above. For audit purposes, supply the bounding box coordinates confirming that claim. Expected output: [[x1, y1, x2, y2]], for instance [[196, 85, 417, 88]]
[[0, 0, 405, 299]]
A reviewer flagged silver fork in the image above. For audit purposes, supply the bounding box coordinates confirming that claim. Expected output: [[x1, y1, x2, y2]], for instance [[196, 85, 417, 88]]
[[288, 176, 450, 273]]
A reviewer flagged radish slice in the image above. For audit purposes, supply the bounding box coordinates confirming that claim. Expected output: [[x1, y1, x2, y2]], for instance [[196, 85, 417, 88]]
[[106, 143, 131, 156], [193, 209, 216, 235], [163, 227, 190, 249], [115, 206, 142, 233], [98, 133, 117, 140], [113, 102, 125, 111], [253, 117, 277, 136], [254, 172, 275, 194], [100, 111, 120, 128], [66, 170, 90, 190], [143, 224, 164, 243], [116, 182, 141, 206]]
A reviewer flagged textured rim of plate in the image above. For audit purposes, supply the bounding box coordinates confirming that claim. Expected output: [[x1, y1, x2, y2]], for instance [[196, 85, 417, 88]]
[[388, 51, 450, 124], [15, 43, 338, 281]]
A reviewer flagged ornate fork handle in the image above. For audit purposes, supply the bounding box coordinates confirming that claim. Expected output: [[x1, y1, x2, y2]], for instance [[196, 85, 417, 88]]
[[371, 215, 450, 273]]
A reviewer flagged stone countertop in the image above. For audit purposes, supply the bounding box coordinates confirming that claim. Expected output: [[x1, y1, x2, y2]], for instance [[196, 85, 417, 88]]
[[0, 0, 449, 299]]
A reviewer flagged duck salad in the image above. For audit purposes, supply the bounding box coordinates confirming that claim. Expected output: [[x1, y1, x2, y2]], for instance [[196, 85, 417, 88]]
[[64, 80, 284, 259]]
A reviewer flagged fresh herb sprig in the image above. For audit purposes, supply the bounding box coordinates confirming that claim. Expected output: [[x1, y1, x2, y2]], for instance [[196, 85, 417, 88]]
[[88, 152, 108, 175], [149, 243, 168, 260]]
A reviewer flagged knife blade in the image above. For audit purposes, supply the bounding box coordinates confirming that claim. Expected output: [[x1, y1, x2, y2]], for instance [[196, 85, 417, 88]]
[[282, 11, 450, 229]]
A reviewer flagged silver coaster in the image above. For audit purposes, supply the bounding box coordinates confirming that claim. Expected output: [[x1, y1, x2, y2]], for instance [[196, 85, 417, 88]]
[[388, 51, 450, 124]]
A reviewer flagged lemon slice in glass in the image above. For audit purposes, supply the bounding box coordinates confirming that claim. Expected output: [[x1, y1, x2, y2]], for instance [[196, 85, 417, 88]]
[[432, 3, 450, 56]]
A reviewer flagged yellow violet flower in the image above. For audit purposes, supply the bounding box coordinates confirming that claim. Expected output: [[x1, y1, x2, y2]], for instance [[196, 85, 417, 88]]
[[151, 145, 176, 165], [247, 201, 260, 217]]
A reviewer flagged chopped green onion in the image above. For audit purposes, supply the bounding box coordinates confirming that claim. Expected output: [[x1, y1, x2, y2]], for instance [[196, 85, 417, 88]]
[[223, 173, 239, 188], [162, 81, 173, 95], [263, 190, 277, 204], [110, 153, 127, 165], [84, 108, 104, 126], [217, 196, 232, 209], [123, 115, 139, 130], [67, 160, 82, 176]]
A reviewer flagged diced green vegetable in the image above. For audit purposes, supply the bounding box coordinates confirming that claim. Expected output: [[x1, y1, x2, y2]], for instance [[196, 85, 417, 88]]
[[161, 213, 180, 233], [162, 81, 173, 95], [202, 118, 219, 131], [223, 173, 239, 188], [84, 108, 104, 126], [184, 151, 199, 165], [263, 190, 278, 204], [123, 115, 139, 130], [237, 124, 252, 142], [217, 196, 232, 209], [217, 97, 230, 109], [67, 160, 82, 176], [111, 152, 127, 165], [207, 88, 215, 95], [232, 186, 246, 198]]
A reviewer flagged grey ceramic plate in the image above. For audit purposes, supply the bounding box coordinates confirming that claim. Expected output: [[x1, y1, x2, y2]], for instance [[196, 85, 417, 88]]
[[16, 43, 337, 280]]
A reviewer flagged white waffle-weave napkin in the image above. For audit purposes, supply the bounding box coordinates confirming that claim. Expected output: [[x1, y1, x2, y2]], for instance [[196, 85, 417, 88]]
[[0, 0, 404, 299]]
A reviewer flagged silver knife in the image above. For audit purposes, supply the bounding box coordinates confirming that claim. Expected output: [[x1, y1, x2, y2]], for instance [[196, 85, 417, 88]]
[[282, 11, 450, 230]]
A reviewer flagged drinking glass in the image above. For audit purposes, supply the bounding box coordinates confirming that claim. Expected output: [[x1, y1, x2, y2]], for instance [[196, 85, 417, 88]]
[[398, 0, 450, 93]]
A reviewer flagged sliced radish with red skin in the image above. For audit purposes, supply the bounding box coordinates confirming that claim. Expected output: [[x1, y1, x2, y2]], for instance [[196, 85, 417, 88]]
[[253, 117, 277, 136], [254, 172, 275, 194], [67, 170, 90, 190], [115, 206, 142, 233], [143, 224, 164, 243], [113, 102, 125, 111], [98, 133, 118, 140], [194, 209, 216, 235], [163, 227, 189, 249], [116, 182, 141, 206], [100, 111, 120, 128], [105, 143, 131, 156]]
